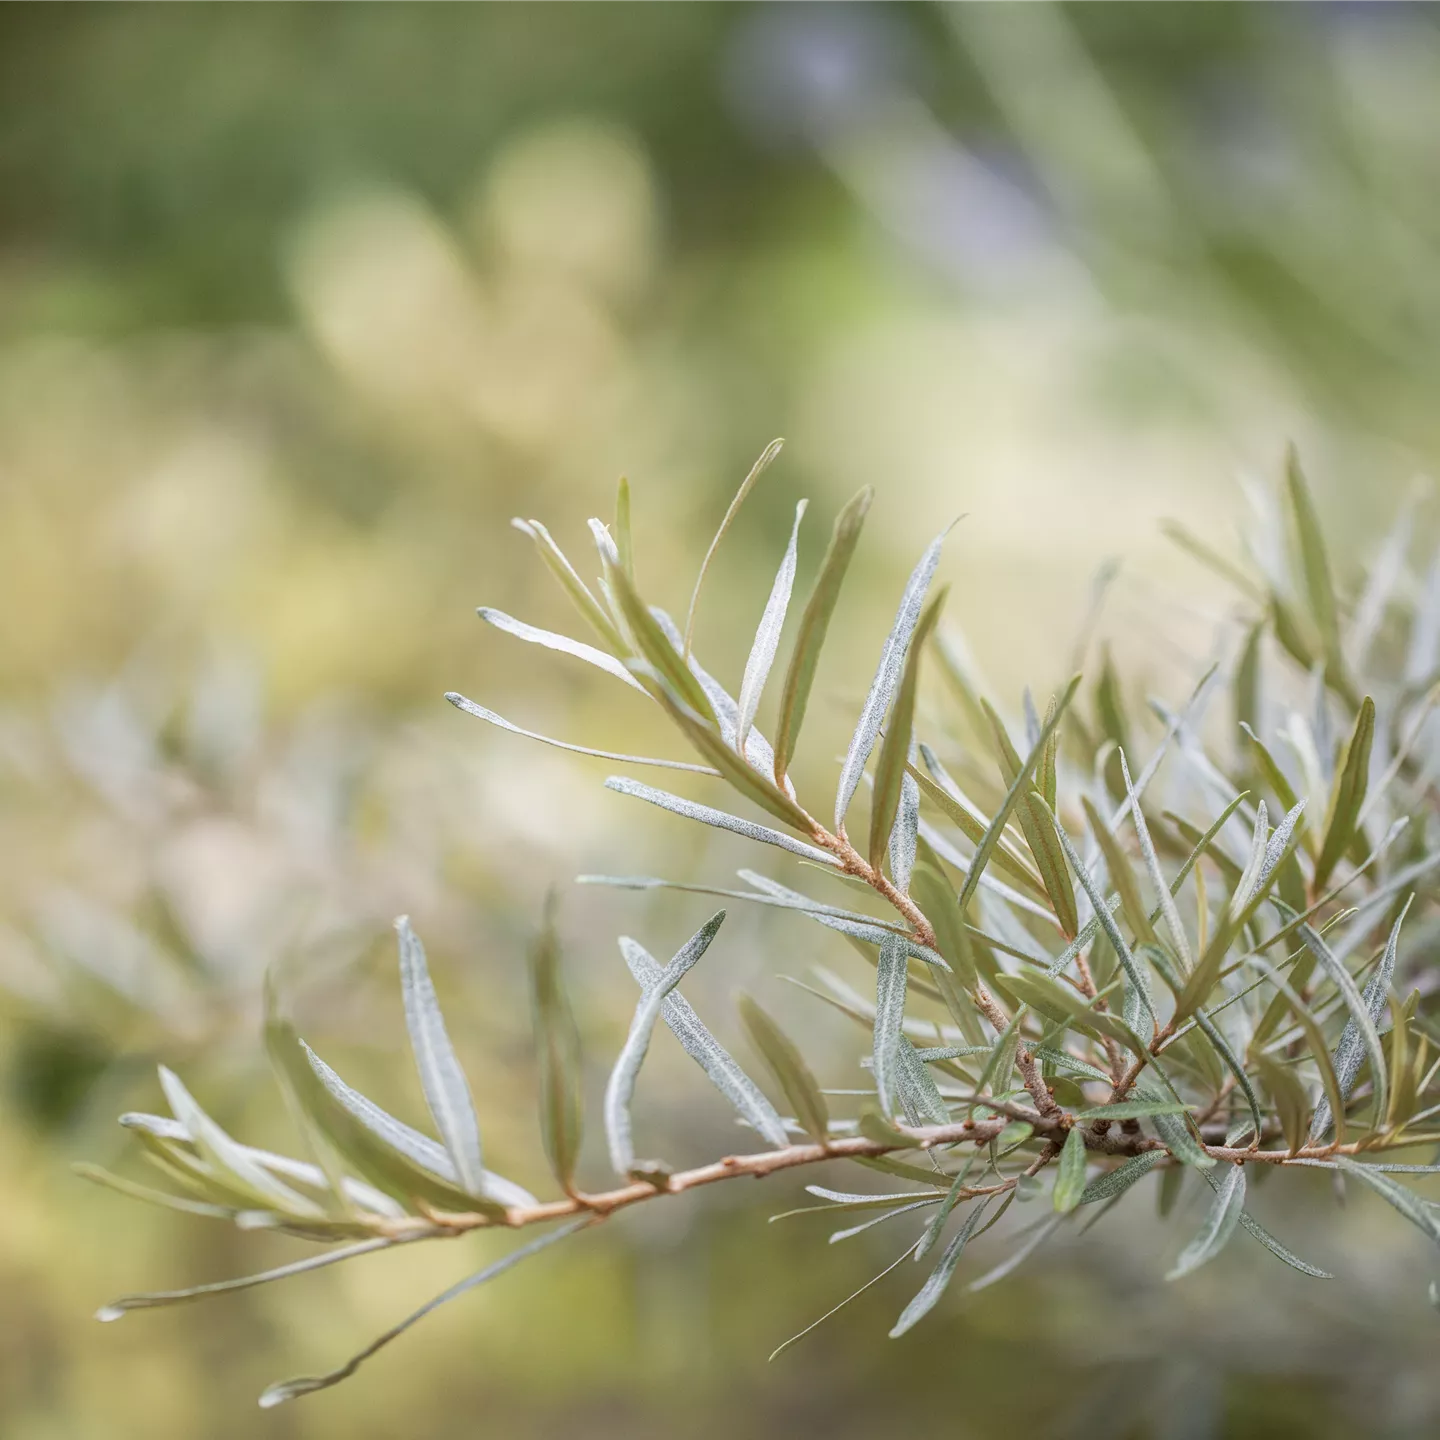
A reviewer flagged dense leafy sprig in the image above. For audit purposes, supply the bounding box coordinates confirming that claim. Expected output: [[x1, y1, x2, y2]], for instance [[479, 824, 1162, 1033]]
[[85, 444, 1440, 1406]]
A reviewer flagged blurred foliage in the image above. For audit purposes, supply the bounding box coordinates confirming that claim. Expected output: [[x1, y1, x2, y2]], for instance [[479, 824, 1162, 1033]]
[[5, 4, 1440, 1438]]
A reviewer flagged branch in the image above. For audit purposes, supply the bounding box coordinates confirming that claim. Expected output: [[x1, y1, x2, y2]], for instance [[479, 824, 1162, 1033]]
[[372, 1113, 1384, 1243]]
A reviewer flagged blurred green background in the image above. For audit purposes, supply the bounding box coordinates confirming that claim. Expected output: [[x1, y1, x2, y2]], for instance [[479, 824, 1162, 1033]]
[[4, 4, 1440, 1436]]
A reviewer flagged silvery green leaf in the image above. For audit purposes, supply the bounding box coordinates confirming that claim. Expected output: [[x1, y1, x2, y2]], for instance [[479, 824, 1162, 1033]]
[[578, 872, 924, 953], [1079, 1151, 1164, 1204], [475, 607, 644, 692], [872, 933, 909, 1120], [1142, 1086, 1215, 1171], [1118, 751, 1191, 972], [1029, 1047, 1112, 1084], [75, 1163, 237, 1222], [158, 1068, 322, 1218], [890, 1199, 992, 1336], [395, 917, 486, 1198], [603, 777, 836, 865], [1198, 1167, 1331, 1279], [1047, 812, 1154, 1024], [258, 1219, 588, 1407], [607, 572, 720, 724], [1191, 1008, 1265, 1149], [806, 1184, 938, 1206], [1336, 1160, 1440, 1247], [739, 992, 829, 1142], [1258, 798, 1308, 888], [831, 1198, 939, 1245], [835, 528, 948, 830], [1233, 800, 1269, 912], [96, 1238, 395, 1321], [918, 819, 1058, 926], [735, 871, 949, 965], [588, 515, 621, 566], [445, 694, 716, 774], [683, 438, 784, 657], [124, 1103, 408, 1219], [1122, 973, 1147, 1036], [736, 499, 807, 753], [301, 1045, 534, 1210], [649, 607, 781, 779], [775, 486, 873, 781], [605, 912, 726, 1175], [621, 937, 788, 1148], [1314, 698, 1375, 890], [1052, 1126, 1088, 1214], [511, 517, 622, 650], [1311, 898, 1410, 1140], [769, 1240, 921, 1362], [1285, 906, 1389, 1127], [914, 1153, 980, 1262], [1042, 895, 1122, 979], [1167, 1163, 1245, 1280], [870, 589, 947, 869], [967, 1215, 1062, 1293], [956, 677, 1081, 917], [889, 768, 920, 894], [896, 1036, 950, 1126], [1074, 1100, 1188, 1122]]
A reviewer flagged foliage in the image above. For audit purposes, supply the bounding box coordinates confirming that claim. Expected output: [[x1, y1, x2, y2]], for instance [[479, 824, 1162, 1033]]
[[85, 443, 1440, 1407]]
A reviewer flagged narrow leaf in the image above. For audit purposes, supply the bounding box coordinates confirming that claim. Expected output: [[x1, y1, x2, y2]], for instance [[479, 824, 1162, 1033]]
[[774, 486, 872, 782], [157, 1068, 320, 1218], [684, 438, 784, 658], [1287, 907, 1389, 1128], [836, 528, 948, 831], [740, 993, 829, 1141], [445, 694, 716, 774], [1119, 752, 1191, 971], [1079, 1150, 1164, 1205], [475, 608, 643, 692], [300, 1045, 517, 1214], [956, 676, 1081, 917], [890, 1199, 992, 1336], [889, 769, 920, 893], [872, 933, 909, 1120], [1074, 1100, 1189, 1122], [1335, 1157, 1440, 1247], [621, 938, 788, 1148], [869, 588, 947, 869], [603, 776, 835, 865], [1313, 696, 1375, 890], [98, 1238, 394, 1321], [1167, 1163, 1245, 1280], [258, 1220, 587, 1407], [736, 499, 807, 753], [1052, 1126, 1087, 1213], [511, 518, 622, 650], [396, 917, 486, 1198], [1310, 898, 1410, 1140], [605, 913, 726, 1176]]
